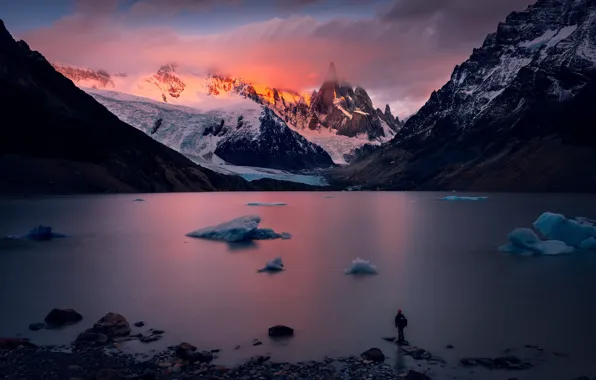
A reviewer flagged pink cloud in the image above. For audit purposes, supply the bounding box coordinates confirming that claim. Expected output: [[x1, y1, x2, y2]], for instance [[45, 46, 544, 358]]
[[19, 0, 535, 117]]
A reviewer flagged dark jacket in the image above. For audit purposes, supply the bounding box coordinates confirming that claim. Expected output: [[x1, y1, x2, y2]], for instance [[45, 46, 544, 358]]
[[395, 312, 408, 329]]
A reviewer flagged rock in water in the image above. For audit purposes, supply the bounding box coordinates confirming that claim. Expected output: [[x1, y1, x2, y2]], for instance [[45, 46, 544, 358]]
[[361, 348, 385, 362], [268, 325, 294, 337], [175, 342, 212, 363], [44, 308, 83, 327], [92, 312, 131, 337]]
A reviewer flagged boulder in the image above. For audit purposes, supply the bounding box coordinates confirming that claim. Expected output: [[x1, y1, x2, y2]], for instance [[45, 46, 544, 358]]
[[44, 308, 83, 327], [0, 338, 37, 350], [93, 313, 131, 337], [175, 342, 212, 363], [361, 347, 385, 362], [268, 325, 294, 337], [133, 321, 144, 327]]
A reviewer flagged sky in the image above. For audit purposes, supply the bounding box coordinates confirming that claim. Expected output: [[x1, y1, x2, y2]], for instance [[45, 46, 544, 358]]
[[2, 0, 536, 117]]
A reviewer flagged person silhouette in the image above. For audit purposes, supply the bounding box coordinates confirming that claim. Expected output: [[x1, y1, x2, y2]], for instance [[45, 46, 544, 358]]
[[394, 309, 408, 344]]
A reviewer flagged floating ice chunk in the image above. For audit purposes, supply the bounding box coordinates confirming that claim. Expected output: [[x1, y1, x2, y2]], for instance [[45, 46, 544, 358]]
[[580, 237, 596, 250], [440, 196, 488, 201], [247, 202, 286, 206], [133, 198, 145, 202], [533, 212, 596, 247], [258, 257, 284, 272], [498, 228, 574, 255], [345, 258, 378, 275], [186, 215, 290, 242], [7, 225, 66, 241]]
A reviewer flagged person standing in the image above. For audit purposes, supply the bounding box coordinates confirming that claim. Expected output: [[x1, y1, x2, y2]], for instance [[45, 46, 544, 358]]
[[394, 309, 408, 344]]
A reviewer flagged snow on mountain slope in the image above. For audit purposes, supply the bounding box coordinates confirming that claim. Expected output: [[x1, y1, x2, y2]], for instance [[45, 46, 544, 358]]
[[53, 62, 396, 165], [402, 0, 596, 140], [85, 88, 331, 184]]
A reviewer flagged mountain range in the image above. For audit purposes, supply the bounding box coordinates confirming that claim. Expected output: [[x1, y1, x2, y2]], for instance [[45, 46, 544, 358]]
[[2, 0, 594, 194], [331, 0, 596, 193], [0, 20, 327, 194], [51, 61, 400, 172]]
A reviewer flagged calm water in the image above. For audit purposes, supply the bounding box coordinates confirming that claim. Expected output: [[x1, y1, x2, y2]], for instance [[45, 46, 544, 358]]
[[1, 192, 596, 379]]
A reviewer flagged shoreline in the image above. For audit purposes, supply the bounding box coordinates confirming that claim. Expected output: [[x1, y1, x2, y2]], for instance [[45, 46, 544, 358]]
[[2, 311, 595, 379], [0, 344, 416, 380]]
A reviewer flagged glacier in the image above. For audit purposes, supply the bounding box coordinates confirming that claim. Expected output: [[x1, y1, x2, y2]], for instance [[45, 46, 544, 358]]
[[499, 227, 574, 255], [345, 258, 378, 275], [84, 88, 331, 185], [186, 215, 290, 242], [533, 212, 596, 248]]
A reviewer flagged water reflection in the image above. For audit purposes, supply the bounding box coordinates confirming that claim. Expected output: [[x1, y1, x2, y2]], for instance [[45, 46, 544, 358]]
[[0, 192, 596, 380]]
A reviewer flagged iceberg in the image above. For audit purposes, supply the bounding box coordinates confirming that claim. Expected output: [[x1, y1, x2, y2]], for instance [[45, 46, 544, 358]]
[[498, 228, 574, 255], [186, 215, 290, 242], [7, 225, 66, 241], [258, 257, 284, 272], [345, 258, 378, 275], [579, 237, 596, 250], [533, 212, 596, 247], [246, 202, 286, 206], [440, 196, 488, 201]]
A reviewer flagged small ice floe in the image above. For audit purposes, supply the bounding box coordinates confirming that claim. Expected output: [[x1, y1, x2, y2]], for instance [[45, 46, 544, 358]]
[[439, 195, 488, 201], [186, 215, 290, 242], [133, 198, 145, 202], [498, 228, 574, 255], [533, 212, 596, 248], [247, 202, 286, 206], [258, 257, 284, 273], [7, 225, 66, 241], [345, 258, 378, 275]]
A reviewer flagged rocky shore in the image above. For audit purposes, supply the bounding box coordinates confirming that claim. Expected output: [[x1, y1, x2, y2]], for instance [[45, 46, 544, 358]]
[[1, 309, 594, 380]]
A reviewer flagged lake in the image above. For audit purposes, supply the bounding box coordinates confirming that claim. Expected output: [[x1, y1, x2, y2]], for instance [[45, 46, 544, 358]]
[[1, 192, 596, 379]]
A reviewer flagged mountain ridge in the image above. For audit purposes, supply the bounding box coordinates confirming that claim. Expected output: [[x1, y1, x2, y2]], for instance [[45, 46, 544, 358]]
[[0, 19, 331, 194], [330, 0, 596, 193]]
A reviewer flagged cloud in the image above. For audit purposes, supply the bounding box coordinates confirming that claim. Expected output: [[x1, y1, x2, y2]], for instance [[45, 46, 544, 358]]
[[20, 0, 536, 117]]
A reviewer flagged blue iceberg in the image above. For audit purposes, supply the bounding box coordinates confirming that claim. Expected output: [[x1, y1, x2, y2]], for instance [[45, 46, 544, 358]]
[[533, 212, 596, 248], [7, 225, 66, 241], [345, 258, 378, 275], [440, 196, 488, 201], [499, 227, 574, 255], [258, 257, 285, 272], [186, 215, 291, 242]]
